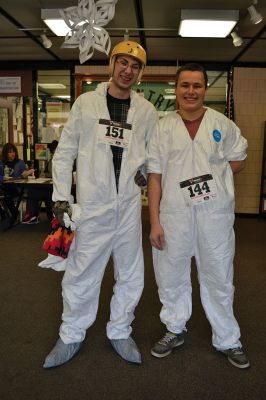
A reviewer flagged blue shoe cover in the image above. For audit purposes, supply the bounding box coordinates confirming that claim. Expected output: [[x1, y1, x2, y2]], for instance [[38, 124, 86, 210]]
[[43, 338, 83, 368], [110, 337, 142, 364]]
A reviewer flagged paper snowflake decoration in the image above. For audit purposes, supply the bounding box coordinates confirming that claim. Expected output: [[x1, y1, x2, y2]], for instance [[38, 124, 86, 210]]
[[60, 0, 118, 63]]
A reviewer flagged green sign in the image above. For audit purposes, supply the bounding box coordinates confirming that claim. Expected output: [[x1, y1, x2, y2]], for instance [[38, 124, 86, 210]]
[[82, 81, 176, 112]]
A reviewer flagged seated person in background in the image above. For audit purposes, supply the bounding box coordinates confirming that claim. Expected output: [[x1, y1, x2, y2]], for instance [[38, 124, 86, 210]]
[[22, 140, 58, 224], [0, 143, 29, 224]]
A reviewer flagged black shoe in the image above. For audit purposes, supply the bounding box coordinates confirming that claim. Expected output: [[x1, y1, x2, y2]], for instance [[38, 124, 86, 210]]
[[151, 331, 185, 358], [220, 348, 250, 369]]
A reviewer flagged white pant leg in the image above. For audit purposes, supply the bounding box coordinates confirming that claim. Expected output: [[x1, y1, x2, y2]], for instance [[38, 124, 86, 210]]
[[60, 212, 115, 344], [194, 208, 241, 350], [153, 210, 194, 334], [107, 200, 144, 339]]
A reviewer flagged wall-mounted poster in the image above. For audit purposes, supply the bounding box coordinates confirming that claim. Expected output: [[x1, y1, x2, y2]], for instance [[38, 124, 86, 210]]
[[35, 143, 48, 160], [0, 76, 21, 93]]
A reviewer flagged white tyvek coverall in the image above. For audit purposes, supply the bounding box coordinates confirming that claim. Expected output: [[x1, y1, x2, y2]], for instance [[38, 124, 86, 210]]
[[147, 108, 247, 350], [52, 82, 158, 343]]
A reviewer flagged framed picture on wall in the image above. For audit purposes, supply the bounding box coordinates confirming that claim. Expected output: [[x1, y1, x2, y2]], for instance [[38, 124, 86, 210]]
[[35, 143, 48, 160]]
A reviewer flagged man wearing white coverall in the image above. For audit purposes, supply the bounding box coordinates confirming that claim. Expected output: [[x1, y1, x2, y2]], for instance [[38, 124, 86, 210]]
[[43, 41, 158, 368], [147, 63, 250, 369]]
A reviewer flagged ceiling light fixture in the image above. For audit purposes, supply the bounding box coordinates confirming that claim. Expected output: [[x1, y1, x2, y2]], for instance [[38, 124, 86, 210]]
[[163, 95, 176, 100], [41, 9, 70, 36], [247, 5, 263, 24], [54, 95, 71, 99], [40, 32, 53, 48], [164, 88, 175, 94], [231, 31, 243, 47], [124, 29, 129, 41], [38, 83, 66, 89], [178, 9, 239, 38]]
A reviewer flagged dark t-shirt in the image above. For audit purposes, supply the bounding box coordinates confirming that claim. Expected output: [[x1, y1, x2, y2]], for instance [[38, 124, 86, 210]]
[[106, 92, 130, 191]]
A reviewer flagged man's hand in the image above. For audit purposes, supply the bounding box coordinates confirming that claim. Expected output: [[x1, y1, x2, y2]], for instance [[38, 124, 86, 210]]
[[150, 222, 166, 250], [53, 201, 72, 226], [229, 160, 245, 174], [134, 170, 147, 188]]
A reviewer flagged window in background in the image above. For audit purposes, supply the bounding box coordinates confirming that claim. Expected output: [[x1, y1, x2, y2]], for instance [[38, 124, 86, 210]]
[[82, 70, 227, 117], [37, 70, 71, 143]]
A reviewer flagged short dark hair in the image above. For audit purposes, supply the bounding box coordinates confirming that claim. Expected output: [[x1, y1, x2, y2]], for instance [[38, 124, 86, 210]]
[[1, 143, 19, 163], [175, 63, 208, 88], [48, 140, 58, 153]]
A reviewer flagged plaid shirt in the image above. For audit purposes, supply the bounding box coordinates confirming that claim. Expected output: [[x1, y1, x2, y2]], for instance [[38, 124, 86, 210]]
[[107, 92, 130, 192]]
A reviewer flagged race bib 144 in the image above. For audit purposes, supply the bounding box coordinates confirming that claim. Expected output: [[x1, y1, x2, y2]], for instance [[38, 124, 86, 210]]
[[180, 174, 217, 206]]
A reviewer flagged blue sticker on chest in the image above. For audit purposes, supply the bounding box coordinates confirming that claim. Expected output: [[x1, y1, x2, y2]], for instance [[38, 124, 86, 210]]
[[212, 129, 221, 142]]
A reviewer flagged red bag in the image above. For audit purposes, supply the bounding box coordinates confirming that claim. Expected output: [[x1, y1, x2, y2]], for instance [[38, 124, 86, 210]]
[[42, 217, 74, 259]]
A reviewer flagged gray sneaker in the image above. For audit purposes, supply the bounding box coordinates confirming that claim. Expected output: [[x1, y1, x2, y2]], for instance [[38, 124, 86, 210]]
[[151, 331, 184, 358], [221, 347, 250, 369]]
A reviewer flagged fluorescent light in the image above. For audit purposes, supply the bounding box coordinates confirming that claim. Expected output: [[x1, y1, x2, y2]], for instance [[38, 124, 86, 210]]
[[44, 19, 71, 36], [180, 21, 237, 37], [54, 95, 70, 99], [41, 9, 71, 36], [179, 9, 239, 38], [164, 95, 176, 100], [164, 88, 175, 94], [38, 83, 66, 89]]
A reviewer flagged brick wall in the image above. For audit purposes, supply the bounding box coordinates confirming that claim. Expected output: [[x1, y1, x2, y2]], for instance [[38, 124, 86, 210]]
[[234, 67, 266, 214]]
